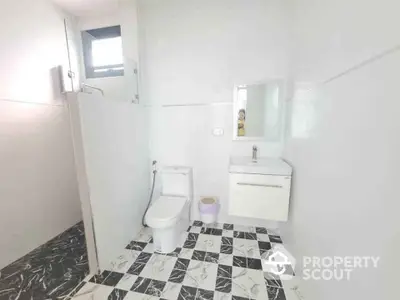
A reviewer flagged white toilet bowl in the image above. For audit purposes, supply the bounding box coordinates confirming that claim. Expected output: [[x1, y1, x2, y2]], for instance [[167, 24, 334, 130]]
[[145, 195, 190, 253]]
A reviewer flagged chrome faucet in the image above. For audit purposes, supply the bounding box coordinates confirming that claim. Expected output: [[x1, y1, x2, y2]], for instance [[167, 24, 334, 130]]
[[252, 145, 258, 162]]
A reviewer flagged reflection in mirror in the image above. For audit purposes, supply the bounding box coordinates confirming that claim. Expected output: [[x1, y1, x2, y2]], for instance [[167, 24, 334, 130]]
[[233, 80, 284, 141]]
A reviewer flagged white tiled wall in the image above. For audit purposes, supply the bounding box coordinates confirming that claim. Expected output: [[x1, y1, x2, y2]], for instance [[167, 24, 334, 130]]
[[139, 0, 291, 225], [281, 0, 400, 299]]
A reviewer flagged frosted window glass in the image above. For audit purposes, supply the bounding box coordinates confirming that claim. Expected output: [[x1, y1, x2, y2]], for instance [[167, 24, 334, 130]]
[[92, 37, 123, 67]]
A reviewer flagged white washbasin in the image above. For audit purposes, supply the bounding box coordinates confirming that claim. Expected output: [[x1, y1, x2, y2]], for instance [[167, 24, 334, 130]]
[[229, 156, 292, 176]]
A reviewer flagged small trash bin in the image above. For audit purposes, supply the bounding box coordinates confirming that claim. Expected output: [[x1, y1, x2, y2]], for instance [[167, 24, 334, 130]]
[[199, 197, 219, 224]]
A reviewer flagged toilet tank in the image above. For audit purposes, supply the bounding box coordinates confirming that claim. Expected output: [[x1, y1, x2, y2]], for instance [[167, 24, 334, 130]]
[[160, 166, 193, 200]]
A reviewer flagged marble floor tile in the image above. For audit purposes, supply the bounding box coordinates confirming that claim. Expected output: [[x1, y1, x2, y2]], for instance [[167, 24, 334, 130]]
[[218, 253, 234, 266], [280, 276, 304, 300], [126, 241, 148, 251], [89, 271, 110, 284], [178, 285, 197, 300], [196, 287, 214, 300], [232, 238, 260, 258], [115, 273, 138, 291], [192, 221, 203, 227], [131, 277, 152, 293], [214, 291, 233, 300], [166, 247, 182, 258], [67, 220, 301, 300], [195, 234, 222, 253], [179, 248, 195, 260], [222, 230, 234, 238], [221, 245, 233, 255], [204, 252, 220, 264], [169, 269, 186, 284], [233, 225, 254, 233], [267, 228, 281, 236], [201, 228, 223, 236], [217, 265, 233, 279], [108, 249, 141, 273], [269, 236, 283, 244], [231, 267, 267, 300], [124, 291, 160, 300], [188, 226, 202, 234], [255, 227, 269, 234], [256, 233, 270, 242], [233, 256, 247, 268], [223, 224, 234, 231], [0, 222, 89, 299], [182, 261, 218, 290], [72, 282, 114, 299], [205, 223, 224, 230], [215, 277, 232, 294], [174, 258, 191, 271], [161, 282, 182, 299], [221, 237, 233, 245], [145, 279, 166, 297], [140, 254, 177, 282], [108, 288, 128, 300], [266, 285, 287, 300], [102, 271, 125, 286], [127, 262, 147, 276]]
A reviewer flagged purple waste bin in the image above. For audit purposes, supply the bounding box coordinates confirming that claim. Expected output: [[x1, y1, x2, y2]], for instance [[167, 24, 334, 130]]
[[198, 197, 219, 224]]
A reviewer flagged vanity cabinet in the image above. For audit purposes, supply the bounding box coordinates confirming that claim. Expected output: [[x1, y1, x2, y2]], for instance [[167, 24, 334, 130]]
[[229, 173, 291, 221]]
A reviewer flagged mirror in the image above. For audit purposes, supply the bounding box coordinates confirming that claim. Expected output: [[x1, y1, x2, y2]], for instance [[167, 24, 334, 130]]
[[233, 80, 284, 141]]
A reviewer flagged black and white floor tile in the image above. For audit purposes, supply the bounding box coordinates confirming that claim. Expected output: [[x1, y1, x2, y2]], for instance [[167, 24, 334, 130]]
[[69, 221, 300, 300], [0, 222, 89, 300]]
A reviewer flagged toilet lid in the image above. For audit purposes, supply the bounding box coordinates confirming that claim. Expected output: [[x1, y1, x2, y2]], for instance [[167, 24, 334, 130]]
[[147, 196, 187, 221]]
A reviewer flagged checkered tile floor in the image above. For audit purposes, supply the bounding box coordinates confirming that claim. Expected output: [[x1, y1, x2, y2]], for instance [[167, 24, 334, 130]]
[[67, 221, 300, 300]]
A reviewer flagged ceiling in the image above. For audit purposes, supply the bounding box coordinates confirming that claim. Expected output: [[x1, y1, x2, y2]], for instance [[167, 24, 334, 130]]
[[52, 0, 121, 17]]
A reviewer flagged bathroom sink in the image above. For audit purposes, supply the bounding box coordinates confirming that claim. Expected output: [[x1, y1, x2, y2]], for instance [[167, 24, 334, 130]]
[[229, 156, 292, 176]]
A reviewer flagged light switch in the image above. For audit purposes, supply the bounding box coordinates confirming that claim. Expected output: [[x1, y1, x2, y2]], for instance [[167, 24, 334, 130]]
[[213, 128, 224, 136]]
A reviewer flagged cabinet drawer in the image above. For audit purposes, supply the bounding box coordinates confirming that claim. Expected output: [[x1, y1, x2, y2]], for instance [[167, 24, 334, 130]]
[[229, 174, 291, 221]]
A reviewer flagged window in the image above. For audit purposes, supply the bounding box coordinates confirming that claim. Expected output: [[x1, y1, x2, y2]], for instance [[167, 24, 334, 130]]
[[82, 25, 124, 78]]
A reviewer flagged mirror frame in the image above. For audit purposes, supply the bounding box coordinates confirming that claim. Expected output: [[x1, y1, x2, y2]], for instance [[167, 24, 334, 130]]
[[232, 79, 286, 141]]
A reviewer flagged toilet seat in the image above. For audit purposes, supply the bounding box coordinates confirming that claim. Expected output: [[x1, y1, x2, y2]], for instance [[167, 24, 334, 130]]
[[146, 195, 187, 228]]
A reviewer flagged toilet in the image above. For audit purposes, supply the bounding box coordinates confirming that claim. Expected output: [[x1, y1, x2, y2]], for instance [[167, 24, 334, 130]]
[[145, 166, 193, 253]]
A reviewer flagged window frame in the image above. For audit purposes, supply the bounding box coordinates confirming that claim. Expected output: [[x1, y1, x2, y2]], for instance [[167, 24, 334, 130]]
[[81, 25, 124, 79]]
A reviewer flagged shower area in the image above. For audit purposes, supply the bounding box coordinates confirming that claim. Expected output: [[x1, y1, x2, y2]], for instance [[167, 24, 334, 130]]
[[0, 1, 150, 298]]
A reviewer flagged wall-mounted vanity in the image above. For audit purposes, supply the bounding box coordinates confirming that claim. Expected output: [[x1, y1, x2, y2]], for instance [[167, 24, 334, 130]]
[[229, 79, 292, 222], [229, 156, 292, 221]]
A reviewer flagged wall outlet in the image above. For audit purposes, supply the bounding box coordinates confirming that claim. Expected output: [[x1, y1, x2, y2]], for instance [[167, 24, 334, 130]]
[[212, 128, 224, 136]]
